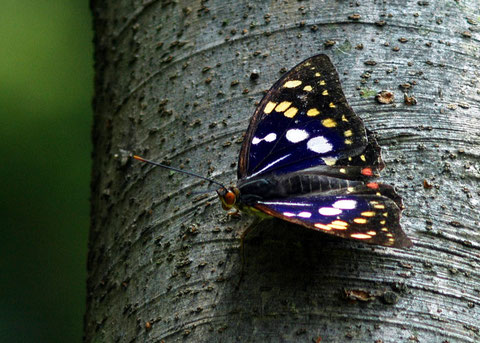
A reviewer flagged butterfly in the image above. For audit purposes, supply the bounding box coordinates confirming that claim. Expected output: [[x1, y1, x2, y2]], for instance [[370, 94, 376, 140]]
[[135, 54, 412, 248]]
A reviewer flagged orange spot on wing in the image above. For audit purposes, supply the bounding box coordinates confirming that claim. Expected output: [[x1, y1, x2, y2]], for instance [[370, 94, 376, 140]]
[[366, 182, 379, 189], [361, 168, 373, 176]]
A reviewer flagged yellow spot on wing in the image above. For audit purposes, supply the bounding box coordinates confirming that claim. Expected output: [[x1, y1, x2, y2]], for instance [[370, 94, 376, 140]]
[[307, 108, 320, 116], [342, 115, 348, 122], [367, 231, 377, 236], [303, 85, 313, 92], [329, 223, 348, 230], [374, 204, 385, 209], [344, 130, 353, 137], [340, 168, 346, 173], [315, 72, 321, 77], [322, 157, 336, 166], [381, 227, 388, 231], [351, 233, 371, 239], [322, 118, 337, 127], [345, 139, 353, 145], [275, 101, 292, 112], [284, 107, 298, 118], [380, 220, 386, 225], [329, 102, 336, 108], [322, 90, 329, 96], [353, 218, 368, 224], [386, 233, 393, 237], [361, 211, 375, 217], [264, 101, 277, 114], [360, 155, 366, 162], [315, 223, 331, 231], [329, 220, 348, 230], [283, 80, 302, 88], [319, 80, 326, 85]]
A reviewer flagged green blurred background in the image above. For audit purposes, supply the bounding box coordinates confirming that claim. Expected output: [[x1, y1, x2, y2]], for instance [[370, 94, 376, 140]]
[[0, 1, 92, 342]]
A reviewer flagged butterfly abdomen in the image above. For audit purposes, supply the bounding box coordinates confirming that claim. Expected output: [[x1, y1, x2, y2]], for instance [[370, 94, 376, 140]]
[[237, 173, 363, 206], [279, 173, 363, 196]]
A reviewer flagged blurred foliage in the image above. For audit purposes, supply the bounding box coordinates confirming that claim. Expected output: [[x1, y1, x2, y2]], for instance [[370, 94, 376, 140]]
[[0, 1, 92, 342]]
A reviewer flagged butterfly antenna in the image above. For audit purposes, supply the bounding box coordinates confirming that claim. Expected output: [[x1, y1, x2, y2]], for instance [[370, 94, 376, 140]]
[[133, 155, 227, 191], [190, 189, 219, 195]]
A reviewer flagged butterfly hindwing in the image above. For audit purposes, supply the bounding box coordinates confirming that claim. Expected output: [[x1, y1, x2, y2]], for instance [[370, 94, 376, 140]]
[[255, 193, 412, 248], [238, 54, 377, 179]]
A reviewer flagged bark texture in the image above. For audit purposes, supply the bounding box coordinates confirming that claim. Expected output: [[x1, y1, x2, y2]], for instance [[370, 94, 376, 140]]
[[87, 1, 480, 342]]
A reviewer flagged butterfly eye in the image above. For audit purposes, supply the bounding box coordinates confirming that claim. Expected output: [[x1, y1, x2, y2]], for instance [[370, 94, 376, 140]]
[[224, 191, 236, 205]]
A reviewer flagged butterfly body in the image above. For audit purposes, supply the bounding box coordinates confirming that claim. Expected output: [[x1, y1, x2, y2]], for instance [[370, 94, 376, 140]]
[[236, 172, 362, 206], [218, 54, 412, 248]]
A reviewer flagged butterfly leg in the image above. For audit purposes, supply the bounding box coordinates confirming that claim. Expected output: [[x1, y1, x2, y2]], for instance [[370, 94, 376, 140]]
[[227, 209, 241, 217], [236, 218, 262, 289]]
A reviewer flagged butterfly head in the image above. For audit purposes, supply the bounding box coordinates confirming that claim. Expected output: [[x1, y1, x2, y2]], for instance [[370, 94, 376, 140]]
[[217, 187, 240, 210]]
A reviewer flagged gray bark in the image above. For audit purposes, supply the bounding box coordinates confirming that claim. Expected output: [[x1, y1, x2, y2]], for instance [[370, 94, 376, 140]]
[[86, 1, 480, 342]]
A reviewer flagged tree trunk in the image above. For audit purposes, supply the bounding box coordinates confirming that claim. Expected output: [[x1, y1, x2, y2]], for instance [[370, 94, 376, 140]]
[[86, 1, 480, 342]]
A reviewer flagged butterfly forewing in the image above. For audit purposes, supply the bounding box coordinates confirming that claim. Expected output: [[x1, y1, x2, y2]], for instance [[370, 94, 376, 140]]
[[255, 194, 412, 248], [239, 54, 372, 179]]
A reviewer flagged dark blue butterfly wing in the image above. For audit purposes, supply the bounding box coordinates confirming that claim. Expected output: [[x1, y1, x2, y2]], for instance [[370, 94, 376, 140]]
[[255, 192, 412, 248], [238, 54, 382, 180]]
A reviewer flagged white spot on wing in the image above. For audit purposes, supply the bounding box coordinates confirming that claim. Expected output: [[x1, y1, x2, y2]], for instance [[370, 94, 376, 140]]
[[264, 133, 277, 142], [286, 129, 309, 143], [333, 199, 357, 210], [298, 211, 312, 218], [280, 210, 312, 218], [252, 133, 277, 145], [307, 136, 333, 154], [319, 207, 342, 216], [283, 212, 296, 217]]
